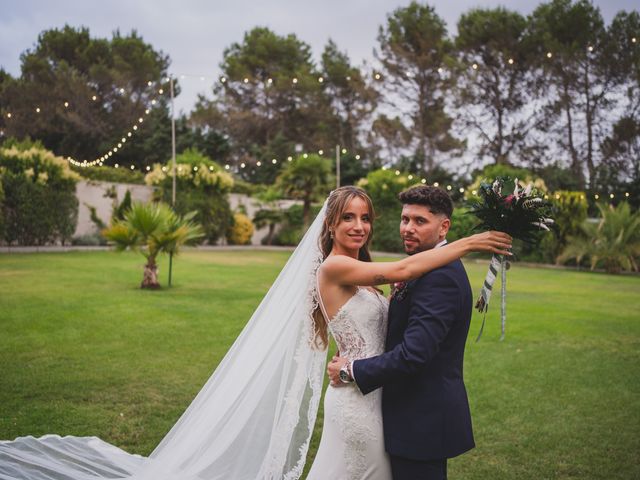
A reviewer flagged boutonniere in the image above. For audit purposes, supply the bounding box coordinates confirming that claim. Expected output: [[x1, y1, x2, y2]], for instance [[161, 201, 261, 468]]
[[391, 281, 408, 301]]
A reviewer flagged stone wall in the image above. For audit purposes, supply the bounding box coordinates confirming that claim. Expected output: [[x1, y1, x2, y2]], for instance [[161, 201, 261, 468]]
[[74, 181, 298, 245]]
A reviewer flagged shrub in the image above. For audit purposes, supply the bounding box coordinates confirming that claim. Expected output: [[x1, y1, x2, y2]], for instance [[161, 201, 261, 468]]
[[272, 203, 322, 246], [227, 212, 254, 245], [559, 202, 640, 273], [0, 141, 79, 245], [145, 149, 234, 244], [359, 168, 415, 253], [76, 166, 145, 185]]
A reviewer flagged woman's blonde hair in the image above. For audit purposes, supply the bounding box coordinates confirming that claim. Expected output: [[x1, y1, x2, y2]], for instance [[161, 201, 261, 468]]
[[312, 186, 376, 349]]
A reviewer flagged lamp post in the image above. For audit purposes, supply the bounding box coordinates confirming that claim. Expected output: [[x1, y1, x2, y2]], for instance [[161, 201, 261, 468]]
[[169, 76, 177, 287]]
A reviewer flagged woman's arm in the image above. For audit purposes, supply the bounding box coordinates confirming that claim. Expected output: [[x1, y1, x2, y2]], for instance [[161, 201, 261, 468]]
[[322, 231, 511, 287]]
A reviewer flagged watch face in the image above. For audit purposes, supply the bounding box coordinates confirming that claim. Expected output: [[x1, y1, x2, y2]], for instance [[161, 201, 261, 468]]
[[339, 369, 349, 382]]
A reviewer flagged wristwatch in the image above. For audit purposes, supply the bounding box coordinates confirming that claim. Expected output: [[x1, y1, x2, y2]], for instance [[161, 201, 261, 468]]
[[339, 363, 354, 383]]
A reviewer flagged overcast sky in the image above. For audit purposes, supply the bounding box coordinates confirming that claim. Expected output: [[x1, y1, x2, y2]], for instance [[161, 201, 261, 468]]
[[1, 0, 637, 113]]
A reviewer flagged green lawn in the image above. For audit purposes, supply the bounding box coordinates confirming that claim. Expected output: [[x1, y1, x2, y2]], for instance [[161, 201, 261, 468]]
[[0, 250, 638, 479]]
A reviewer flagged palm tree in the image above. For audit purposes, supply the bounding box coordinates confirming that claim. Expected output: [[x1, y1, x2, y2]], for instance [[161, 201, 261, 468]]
[[253, 208, 284, 245], [276, 154, 333, 227], [558, 202, 640, 273], [103, 202, 204, 288]]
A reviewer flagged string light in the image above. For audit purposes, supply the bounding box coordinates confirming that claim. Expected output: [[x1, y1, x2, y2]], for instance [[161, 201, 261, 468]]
[[508, 58, 514, 65], [546, 52, 553, 58]]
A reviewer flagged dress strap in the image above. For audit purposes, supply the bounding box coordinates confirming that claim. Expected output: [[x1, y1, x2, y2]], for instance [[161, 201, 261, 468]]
[[315, 271, 331, 323]]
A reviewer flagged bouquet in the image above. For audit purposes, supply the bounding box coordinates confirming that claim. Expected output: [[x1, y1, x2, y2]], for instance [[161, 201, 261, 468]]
[[469, 177, 554, 340]]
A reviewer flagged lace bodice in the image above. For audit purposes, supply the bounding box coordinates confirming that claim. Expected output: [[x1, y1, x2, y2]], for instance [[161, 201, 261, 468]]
[[319, 287, 388, 360]]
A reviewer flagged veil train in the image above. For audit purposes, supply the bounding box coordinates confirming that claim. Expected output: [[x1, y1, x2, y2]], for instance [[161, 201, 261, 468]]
[[0, 204, 329, 480]]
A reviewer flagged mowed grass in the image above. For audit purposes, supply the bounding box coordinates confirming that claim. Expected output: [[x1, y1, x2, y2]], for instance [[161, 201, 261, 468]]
[[0, 250, 638, 479]]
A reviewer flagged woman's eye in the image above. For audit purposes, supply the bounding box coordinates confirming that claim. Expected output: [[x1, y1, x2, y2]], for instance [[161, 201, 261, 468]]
[[342, 214, 353, 221], [362, 216, 370, 222]]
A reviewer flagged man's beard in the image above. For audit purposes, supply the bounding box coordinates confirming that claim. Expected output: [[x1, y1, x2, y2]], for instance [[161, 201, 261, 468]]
[[404, 240, 438, 255]]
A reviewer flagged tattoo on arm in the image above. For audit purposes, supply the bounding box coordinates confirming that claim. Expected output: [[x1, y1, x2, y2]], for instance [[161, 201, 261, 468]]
[[373, 274, 388, 285]]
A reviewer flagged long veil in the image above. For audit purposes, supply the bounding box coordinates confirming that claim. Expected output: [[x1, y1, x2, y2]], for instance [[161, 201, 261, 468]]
[[0, 203, 329, 480]]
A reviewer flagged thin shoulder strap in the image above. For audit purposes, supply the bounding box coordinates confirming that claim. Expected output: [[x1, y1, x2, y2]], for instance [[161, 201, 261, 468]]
[[315, 270, 331, 322]]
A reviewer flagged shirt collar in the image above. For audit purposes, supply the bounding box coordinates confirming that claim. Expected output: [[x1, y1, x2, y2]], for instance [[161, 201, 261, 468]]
[[435, 239, 447, 249]]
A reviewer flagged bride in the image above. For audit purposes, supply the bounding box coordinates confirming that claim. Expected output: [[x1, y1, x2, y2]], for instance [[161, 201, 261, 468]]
[[0, 187, 511, 480]]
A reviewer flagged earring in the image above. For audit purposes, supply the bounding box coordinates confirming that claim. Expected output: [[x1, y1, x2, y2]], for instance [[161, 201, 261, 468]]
[[330, 230, 334, 239]]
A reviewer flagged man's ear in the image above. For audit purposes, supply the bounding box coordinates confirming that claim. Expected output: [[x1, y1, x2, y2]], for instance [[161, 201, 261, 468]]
[[440, 217, 451, 237]]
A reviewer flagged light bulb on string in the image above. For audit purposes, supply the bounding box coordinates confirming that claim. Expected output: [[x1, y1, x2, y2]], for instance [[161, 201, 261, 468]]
[[434, 182, 439, 187], [64, 102, 69, 108], [472, 64, 478, 70], [459, 188, 465, 193], [130, 165, 135, 170], [146, 166, 151, 171], [256, 161, 262, 166], [421, 179, 427, 184], [162, 166, 167, 172], [36, 107, 40, 113], [272, 159, 277, 164], [158, 89, 164, 94], [243, 78, 249, 84], [6, 113, 11, 118], [408, 175, 414, 180], [508, 58, 514, 65], [127, 132, 132, 137], [92, 95, 97, 101], [287, 156, 292, 162], [147, 81, 152, 86], [446, 185, 452, 191], [133, 125, 138, 130], [292, 78, 298, 84], [318, 150, 324, 155], [115, 163, 119, 168], [240, 163, 246, 168], [546, 52, 553, 58], [341, 148, 347, 154], [303, 153, 308, 158], [395, 170, 400, 176]]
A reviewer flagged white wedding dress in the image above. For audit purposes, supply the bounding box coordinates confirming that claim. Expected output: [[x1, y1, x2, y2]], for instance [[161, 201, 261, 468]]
[[306, 282, 392, 480]]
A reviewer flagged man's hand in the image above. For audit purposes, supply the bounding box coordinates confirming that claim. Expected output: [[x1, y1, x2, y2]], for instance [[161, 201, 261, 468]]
[[327, 355, 350, 387]]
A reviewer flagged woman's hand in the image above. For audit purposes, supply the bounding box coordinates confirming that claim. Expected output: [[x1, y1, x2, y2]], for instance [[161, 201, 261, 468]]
[[467, 231, 513, 256]]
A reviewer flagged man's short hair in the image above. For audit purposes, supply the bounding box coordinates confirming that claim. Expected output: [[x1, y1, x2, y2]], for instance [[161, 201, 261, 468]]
[[398, 185, 453, 219]]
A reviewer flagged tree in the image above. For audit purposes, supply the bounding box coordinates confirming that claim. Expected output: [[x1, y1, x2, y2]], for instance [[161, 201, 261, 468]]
[[276, 154, 333, 227], [197, 27, 336, 184], [454, 7, 544, 166], [528, 0, 626, 188], [376, 2, 463, 175], [367, 114, 411, 168], [321, 40, 378, 152], [103, 202, 204, 288], [0, 26, 172, 170]]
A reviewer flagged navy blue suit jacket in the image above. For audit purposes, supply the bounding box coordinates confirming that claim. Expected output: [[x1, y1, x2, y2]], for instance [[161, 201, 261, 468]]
[[352, 258, 475, 461]]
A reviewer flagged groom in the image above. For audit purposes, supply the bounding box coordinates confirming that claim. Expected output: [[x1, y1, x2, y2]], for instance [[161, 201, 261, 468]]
[[328, 185, 475, 480]]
